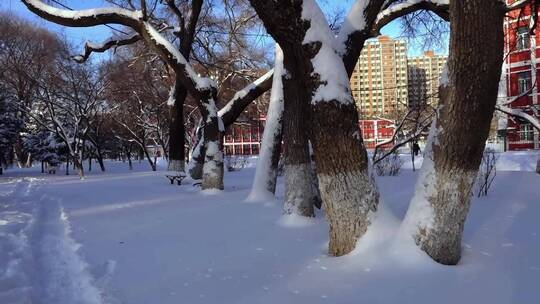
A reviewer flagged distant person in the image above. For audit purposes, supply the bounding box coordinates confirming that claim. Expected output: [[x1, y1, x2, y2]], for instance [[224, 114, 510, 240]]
[[413, 142, 421, 156]]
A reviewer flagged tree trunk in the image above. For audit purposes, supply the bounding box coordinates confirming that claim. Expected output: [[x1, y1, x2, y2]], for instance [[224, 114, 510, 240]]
[[249, 0, 380, 256], [142, 146, 156, 171], [282, 59, 316, 217], [127, 148, 133, 170], [187, 130, 205, 179], [536, 157, 540, 174], [247, 46, 285, 201], [95, 146, 105, 172], [74, 156, 84, 179], [401, 0, 505, 265], [41, 161, 45, 173], [168, 81, 187, 172], [65, 158, 70, 175], [200, 95, 224, 190], [310, 102, 379, 256], [88, 156, 92, 172]]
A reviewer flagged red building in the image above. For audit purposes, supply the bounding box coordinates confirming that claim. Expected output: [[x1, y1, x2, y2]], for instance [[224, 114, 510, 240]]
[[224, 118, 395, 155], [223, 117, 265, 155], [502, 1, 540, 150], [359, 119, 395, 149]]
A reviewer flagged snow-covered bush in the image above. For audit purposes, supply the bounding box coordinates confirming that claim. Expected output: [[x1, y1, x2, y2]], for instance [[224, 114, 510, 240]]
[[225, 155, 247, 172], [374, 151, 403, 176], [475, 149, 498, 197]]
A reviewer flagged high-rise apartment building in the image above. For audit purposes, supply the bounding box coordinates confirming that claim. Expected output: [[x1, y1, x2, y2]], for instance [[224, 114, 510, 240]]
[[407, 51, 447, 108], [350, 36, 408, 118]]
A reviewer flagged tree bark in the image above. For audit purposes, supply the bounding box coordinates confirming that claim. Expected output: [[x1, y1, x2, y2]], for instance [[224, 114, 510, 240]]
[[247, 47, 284, 200], [249, 0, 379, 256], [168, 80, 187, 172], [200, 95, 224, 190], [402, 0, 505, 265], [95, 145, 105, 171], [282, 62, 316, 217], [188, 127, 205, 179]]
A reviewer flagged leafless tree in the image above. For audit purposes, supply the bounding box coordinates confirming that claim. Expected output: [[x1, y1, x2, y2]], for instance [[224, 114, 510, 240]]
[[21, 0, 272, 190]]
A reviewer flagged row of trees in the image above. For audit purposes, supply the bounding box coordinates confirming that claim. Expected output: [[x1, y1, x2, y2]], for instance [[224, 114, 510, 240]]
[[0, 14, 175, 177], [17, 0, 540, 266]]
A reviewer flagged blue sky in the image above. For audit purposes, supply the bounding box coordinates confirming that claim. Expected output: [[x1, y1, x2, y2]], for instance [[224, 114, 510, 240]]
[[3, 0, 447, 58]]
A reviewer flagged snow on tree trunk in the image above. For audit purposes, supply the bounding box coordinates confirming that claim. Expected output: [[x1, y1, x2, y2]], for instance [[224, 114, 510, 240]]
[[168, 80, 187, 172], [201, 96, 224, 190], [249, 0, 380, 256], [187, 128, 205, 179], [247, 46, 285, 201], [401, 0, 505, 265], [282, 59, 316, 217]]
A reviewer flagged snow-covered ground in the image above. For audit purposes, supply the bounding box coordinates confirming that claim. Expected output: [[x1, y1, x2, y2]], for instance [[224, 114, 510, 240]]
[[0, 152, 539, 304]]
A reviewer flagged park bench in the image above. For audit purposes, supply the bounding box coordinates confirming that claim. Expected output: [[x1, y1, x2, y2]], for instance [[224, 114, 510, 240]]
[[165, 172, 187, 185]]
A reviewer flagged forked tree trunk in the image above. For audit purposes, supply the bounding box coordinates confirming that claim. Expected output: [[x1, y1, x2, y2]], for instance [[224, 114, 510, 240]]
[[247, 46, 285, 200], [249, 0, 379, 256], [282, 59, 316, 217], [168, 81, 188, 172], [401, 0, 505, 265]]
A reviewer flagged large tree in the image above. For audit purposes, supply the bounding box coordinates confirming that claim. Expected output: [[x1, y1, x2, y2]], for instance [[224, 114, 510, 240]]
[[401, 0, 509, 265], [21, 0, 272, 190], [247, 0, 449, 255]]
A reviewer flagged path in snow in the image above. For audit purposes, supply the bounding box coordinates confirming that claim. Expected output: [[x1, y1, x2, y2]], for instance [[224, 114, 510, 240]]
[[0, 178, 105, 304]]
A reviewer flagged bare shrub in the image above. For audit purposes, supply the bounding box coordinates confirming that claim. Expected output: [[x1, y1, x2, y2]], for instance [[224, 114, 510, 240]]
[[225, 155, 248, 172], [475, 149, 498, 197], [374, 150, 403, 176]]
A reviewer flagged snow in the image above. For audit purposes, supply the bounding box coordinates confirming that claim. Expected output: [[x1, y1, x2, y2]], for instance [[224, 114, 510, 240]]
[[144, 22, 217, 91], [374, 0, 448, 28], [246, 45, 285, 202], [1, 152, 539, 304], [440, 63, 449, 87], [399, 119, 439, 236], [218, 70, 274, 118], [23, 0, 142, 21], [301, 0, 353, 105], [166, 83, 176, 106], [336, 0, 369, 55]]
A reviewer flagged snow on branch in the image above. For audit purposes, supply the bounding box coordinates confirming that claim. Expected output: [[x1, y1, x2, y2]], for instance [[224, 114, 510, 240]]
[[302, 0, 354, 105], [21, 0, 142, 28], [374, 0, 449, 31], [496, 105, 540, 130], [218, 69, 274, 126], [73, 34, 141, 63], [142, 21, 216, 93], [506, 0, 532, 12]]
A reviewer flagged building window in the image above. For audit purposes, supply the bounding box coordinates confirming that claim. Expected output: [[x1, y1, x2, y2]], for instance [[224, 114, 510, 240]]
[[519, 123, 534, 141], [517, 71, 532, 94], [517, 26, 530, 50]]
